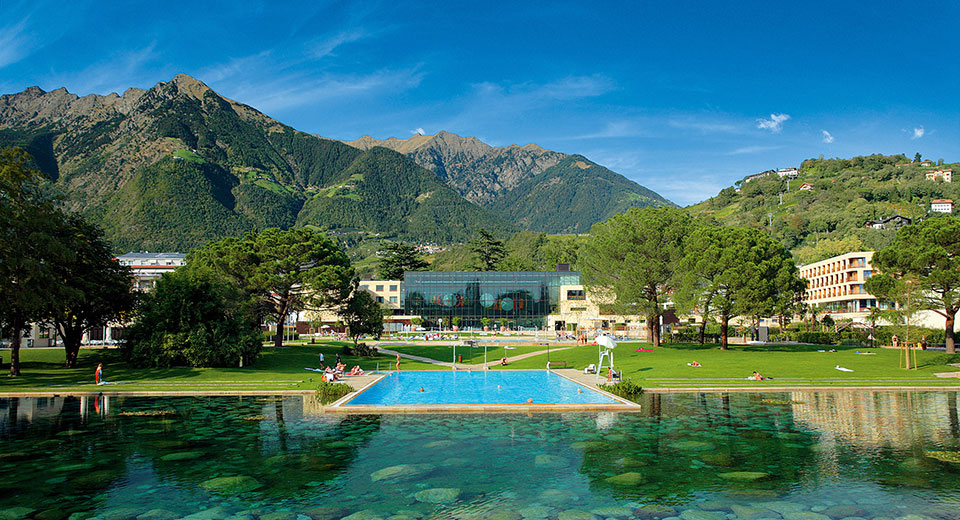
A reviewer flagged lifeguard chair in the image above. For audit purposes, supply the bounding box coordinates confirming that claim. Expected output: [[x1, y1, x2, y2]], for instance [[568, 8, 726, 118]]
[[596, 334, 617, 381]]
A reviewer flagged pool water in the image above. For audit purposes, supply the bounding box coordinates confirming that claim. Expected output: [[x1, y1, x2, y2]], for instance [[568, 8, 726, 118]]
[[1, 391, 959, 520], [345, 370, 620, 405]]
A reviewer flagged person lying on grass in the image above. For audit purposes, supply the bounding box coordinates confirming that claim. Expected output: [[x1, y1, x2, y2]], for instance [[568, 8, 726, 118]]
[[750, 371, 771, 381], [687, 361, 701, 367]]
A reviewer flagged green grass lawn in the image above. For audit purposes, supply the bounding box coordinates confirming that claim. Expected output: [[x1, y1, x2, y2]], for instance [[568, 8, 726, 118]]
[[4, 341, 959, 394], [0, 343, 436, 393], [498, 341, 960, 388]]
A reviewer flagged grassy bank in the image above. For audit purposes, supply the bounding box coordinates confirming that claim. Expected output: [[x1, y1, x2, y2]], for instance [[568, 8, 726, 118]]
[[497, 341, 960, 388], [0, 341, 436, 393]]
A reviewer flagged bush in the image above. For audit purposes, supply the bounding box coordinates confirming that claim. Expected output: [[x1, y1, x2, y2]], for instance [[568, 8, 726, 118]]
[[123, 270, 261, 368], [340, 342, 378, 357], [603, 379, 644, 402], [315, 381, 353, 404]]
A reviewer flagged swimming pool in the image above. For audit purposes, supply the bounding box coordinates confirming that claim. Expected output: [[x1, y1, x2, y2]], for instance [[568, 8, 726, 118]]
[[343, 370, 619, 406]]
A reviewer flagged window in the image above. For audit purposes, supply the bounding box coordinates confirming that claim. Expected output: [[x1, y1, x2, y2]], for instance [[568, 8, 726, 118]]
[[376, 296, 384, 303], [376, 284, 384, 291], [570, 307, 587, 311], [390, 285, 398, 291], [389, 296, 398, 303], [566, 289, 586, 300]]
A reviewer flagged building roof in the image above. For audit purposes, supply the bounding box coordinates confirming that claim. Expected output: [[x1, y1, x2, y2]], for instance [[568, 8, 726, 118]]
[[117, 252, 186, 259], [931, 199, 954, 204]]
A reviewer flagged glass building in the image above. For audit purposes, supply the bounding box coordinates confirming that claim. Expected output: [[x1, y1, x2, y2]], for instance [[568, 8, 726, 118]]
[[403, 271, 581, 329]]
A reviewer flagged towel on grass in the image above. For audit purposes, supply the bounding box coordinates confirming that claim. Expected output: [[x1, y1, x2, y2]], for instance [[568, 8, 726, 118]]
[[835, 365, 854, 372], [635, 348, 654, 352], [96, 381, 124, 385]]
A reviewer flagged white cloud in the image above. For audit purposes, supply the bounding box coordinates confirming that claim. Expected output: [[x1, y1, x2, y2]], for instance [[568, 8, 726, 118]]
[[0, 18, 31, 68], [822, 130, 834, 143], [726, 145, 782, 156], [912, 126, 925, 139], [756, 113, 790, 133], [414, 127, 425, 135], [309, 30, 368, 59]]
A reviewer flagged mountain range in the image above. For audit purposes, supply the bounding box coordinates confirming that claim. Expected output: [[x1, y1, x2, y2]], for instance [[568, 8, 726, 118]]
[[0, 74, 672, 251]]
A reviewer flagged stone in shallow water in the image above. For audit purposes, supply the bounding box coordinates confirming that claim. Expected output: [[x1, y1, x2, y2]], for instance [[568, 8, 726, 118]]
[[137, 510, 180, 520], [680, 510, 726, 520], [301, 507, 350, 520], [670, 441, 716, 451], [519, 506, 554, 519], [894, 516, 938, 520], [557, 511, 598, 520], [590, 506, 633, 518], [92, 509, 142, 520], [200, 476, 261, 494], [783, 513, 830, 520], [571, 441, 606, 450], [385, 516, 416, 520], [535, 454, 568, 468], [604, 472, 646, 485], [423, 440, 456, 449], [181, 508, 232, 520], [635, 505, 678, 519], [341, 512, 384, 520], [261, 513, 297, 520], [160, 451, 206, 462], [822, 507, 866, 519], [539, 489, 580, 505], [751, 504, 807, 515], [393, 511, 422, 519], [730, 505, 780, 520], [36, 509, 70, 520], [441, 457, 470, 467], [223, 516, 254, 520], [485, 512, 522, 520], [0, 507, 37, 520], [370, 464, 434, 483], [53, 463, 96, 473], [413, 488, 461, 504], [717, 472, 771, 481]]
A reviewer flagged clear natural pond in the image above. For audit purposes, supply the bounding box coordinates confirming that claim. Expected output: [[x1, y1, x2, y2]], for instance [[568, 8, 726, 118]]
[[2, 391, 960, 520]]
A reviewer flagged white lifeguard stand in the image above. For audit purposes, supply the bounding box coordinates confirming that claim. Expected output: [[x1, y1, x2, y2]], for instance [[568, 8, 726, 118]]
[[596, 334, 616, 381]]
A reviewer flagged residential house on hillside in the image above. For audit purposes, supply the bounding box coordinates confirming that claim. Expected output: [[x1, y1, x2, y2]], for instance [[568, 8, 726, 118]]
[[799, 182, 814, 191], [864, 215, 912, 230], [920, 160, 934, 167], [741, 170, 773, 184], [925, 169, 953, 183], [777, 167, 799, 179], [931, 199, 954, 213]]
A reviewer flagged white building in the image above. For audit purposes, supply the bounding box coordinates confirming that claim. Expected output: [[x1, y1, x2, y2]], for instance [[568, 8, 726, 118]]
[[778, 168, 799, 179], [925, 169, 953, 183], [116, 252, 187, 291], [931, 199, 954, 214]]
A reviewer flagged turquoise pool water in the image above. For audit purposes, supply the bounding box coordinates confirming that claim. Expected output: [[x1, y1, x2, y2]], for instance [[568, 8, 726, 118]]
[[1, 391, 959, 520], [345, 370, 619, 405]]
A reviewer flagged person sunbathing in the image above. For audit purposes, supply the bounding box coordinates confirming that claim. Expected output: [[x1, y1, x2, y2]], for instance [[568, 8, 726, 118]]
[[500, 356, 508, 366], [335, 362, 347, 373], [687, 361, 701, 367], [751, 371, 770, 381], [349, 365, 365, 376]]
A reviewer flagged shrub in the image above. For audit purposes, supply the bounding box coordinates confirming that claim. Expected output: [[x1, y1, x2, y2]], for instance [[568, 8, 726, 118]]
[[340, 342, 378, 357], [603, 379, 644, 402], [123, 270, 261, 367], [316, 381, 353, 404]]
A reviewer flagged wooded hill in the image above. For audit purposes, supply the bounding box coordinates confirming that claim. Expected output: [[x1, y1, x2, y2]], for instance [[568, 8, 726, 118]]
[[0, 75, 514, 252], [689, 154, 960, 264]]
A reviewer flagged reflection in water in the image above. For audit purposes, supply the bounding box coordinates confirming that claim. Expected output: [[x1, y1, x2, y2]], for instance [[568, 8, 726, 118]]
[[0, 392, 958, 519]]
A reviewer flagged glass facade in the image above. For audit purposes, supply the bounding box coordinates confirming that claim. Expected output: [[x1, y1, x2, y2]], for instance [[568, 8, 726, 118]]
[[403, 271, 581, 328]]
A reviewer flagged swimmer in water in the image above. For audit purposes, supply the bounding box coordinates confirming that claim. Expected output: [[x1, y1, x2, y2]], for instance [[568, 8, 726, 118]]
[[419, 387, 424, 392]]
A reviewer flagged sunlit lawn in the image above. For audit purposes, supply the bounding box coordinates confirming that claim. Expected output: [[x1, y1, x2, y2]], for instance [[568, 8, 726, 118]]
[[0, 342, 436, 393]]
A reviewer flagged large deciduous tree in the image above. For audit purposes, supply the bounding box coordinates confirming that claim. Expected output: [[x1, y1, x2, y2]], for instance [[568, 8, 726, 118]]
[[865, 216, 960, 353], [0, 147, 67, 376], [339, 287, 384, 347], [377, 242, 428, 280], [48, 215, 136, 368], [580, 207, 696, 347], [469, 229, 506, 271], [677, 226, 804, 350], [191, 228, 355, 348]]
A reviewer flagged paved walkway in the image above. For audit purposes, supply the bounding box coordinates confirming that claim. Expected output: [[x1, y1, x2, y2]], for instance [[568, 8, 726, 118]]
[[376, 346, 577, 370]]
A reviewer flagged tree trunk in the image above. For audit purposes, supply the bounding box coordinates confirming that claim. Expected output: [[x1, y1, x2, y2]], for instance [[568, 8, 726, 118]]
[[720, 315, 729, 350], [274, 309, 287, 349], [9, 325, 23, 376], [946, 311, 956, 354], [646, 319, 655, 345], [60, 322, 83, 368], [651, 311, 661, 348], [698, 319, 707, 345]]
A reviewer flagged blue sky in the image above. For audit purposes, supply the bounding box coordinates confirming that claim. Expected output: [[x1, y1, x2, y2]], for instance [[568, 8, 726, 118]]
[[2, 0, 958, 205]]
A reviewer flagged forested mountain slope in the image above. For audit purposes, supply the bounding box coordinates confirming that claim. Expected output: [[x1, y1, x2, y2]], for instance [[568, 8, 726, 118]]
[[689, 154, 960, 263], [0, 75, 513, 251], [346, 131, 674, 233]]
